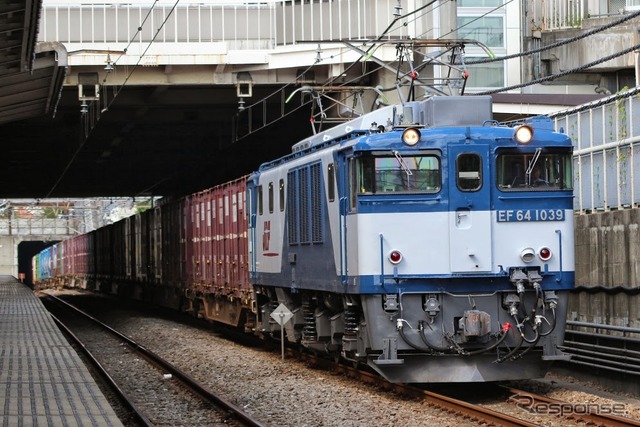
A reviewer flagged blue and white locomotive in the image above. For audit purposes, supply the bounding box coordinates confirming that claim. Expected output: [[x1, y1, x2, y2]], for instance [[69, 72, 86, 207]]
[[248, 96, 574, 383]]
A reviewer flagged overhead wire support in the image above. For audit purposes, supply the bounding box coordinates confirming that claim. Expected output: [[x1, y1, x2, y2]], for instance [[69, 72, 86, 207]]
[[46, 0, 180, 199], [233, 0, 441, 143], [236, 1, 638, 143]]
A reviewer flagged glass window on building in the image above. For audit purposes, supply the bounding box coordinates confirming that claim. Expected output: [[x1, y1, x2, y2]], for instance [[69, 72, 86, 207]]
[[458, 0, 503, 6], [457, 16, 504, 48], [465, 58, 504, 88]]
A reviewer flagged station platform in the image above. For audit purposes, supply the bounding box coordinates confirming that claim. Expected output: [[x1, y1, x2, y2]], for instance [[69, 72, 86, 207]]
[[0, 276, 123, 426]]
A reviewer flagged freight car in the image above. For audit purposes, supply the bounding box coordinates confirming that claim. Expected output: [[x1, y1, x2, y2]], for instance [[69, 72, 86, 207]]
[[34, 96, 574, 383]]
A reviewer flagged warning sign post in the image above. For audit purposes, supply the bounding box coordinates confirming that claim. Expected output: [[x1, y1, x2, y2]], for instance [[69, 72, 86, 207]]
[[270, 303, 293, 360]]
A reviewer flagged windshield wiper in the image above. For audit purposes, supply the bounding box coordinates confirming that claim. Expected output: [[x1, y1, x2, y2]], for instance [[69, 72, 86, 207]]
[[525, 148, 542, 185], [393, 150, 413, 176]]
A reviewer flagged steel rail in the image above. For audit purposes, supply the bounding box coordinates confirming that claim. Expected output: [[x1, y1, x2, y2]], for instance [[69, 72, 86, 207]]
[[46, 294, 265, 427], [296, 350, 539, 427], [504, 386, 640, 427], [49, 312, 154, 427]]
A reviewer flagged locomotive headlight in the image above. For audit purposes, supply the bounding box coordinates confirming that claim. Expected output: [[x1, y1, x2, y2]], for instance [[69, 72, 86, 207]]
[[402, 128, 421, 146], [538, 247, 552, 261], [513, 125, 534, 144], [388, 250, 403, 264], [520, 248, 536, 263]]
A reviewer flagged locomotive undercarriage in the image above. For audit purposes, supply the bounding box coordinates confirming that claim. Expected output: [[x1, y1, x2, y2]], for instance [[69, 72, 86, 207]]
[[253, 273, 571, 383]]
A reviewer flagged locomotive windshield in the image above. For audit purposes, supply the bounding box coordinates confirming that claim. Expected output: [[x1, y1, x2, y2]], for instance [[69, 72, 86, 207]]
[[497, 150, 573, 191], [352, 153, 441, 195]]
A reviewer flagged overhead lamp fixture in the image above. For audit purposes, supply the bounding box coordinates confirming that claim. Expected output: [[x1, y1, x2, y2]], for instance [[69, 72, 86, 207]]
[[78, 72, 100, 101], [235, 71, 253, 98]]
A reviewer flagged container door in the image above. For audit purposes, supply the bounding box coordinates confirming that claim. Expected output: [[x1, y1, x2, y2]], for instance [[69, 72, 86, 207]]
[[448, 144, 493, 273]]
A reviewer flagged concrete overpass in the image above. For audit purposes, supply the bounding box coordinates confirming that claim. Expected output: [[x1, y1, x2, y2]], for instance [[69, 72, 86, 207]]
[[0, 0, 603, 199], [3, 0, 638, 200], [1, 0, 418, 198]]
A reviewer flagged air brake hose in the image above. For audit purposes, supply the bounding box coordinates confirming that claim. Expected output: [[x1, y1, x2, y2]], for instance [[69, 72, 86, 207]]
[[495, 318, 525, 363], [509, 330, 541, 361], [538, 308, 557, 337], [418, 321, 451, 353], [463, 322, 511, 356], [397, 320, 433, 353]]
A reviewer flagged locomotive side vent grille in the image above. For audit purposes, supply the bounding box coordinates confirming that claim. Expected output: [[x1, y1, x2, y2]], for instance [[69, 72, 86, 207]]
[[287, 171, 298, 245], [310, 163, 323, 243], [286, 161, 325, 246]]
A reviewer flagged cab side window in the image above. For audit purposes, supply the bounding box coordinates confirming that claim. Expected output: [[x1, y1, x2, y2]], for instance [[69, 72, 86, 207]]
[[456, 153, 482, 191]]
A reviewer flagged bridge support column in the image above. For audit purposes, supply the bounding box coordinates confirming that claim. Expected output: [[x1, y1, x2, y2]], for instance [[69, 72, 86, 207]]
[[0, 236, 19, 277]]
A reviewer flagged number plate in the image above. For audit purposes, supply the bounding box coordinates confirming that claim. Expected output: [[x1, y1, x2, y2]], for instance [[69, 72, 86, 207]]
[[497, 209, 565, 222]]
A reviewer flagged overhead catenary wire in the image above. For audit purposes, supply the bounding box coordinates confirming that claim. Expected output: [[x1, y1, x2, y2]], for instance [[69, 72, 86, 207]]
[[467, 9, 640, 65], [104, 0, 181, 112], [476, 42, 640, 95], [117, 3, 640, 196], [49, 2, 640, 196], [45, 0, 180, 199], [237, 1, 639, 142], [233, 0, 441, 142]]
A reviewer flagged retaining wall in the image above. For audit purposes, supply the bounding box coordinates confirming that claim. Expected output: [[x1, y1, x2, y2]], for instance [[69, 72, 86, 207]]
[[571, 208, 640, 330]]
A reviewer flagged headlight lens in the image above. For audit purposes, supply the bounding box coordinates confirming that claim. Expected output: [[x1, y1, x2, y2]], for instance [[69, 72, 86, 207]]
[[402, 128, 421, 146], [514, 125, 533, 144]]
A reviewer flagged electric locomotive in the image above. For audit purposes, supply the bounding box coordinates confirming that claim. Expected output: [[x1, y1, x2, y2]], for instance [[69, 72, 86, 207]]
[[248, 95, 574, 383]]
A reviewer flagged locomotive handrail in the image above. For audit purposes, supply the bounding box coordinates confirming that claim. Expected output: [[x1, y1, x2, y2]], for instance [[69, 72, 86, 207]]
[[379, 234, 385, 286], [555, 229, 563, 282]]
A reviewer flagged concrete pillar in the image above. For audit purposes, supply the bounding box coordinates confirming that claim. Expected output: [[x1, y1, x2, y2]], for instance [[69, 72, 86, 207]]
[[0, 236, 19, 277]]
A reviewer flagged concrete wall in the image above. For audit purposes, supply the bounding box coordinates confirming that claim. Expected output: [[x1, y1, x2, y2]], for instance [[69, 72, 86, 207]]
[[0, 236, 20, 277], [575, 209, 640, 287], [571, 208, 640, 330]]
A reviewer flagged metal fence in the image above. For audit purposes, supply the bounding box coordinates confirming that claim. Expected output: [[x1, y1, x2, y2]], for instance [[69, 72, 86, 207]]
[[0, 218, 76, 236], [552, 88, 640, 212], [40, 0, 411, 49], [561, 320, 640, 376], [539, 0, 640, 30]]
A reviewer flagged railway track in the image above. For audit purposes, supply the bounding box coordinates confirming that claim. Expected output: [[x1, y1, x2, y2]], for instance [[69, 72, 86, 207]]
[[42, 293, 263, 427], [502, 386, 640, 427], [299, 349, 640, 426], [42, 291, 640, 426], [297, 352, 543, 426]]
